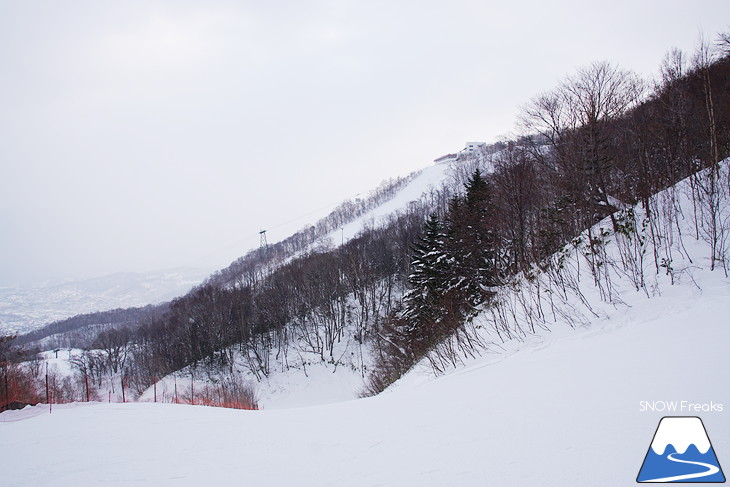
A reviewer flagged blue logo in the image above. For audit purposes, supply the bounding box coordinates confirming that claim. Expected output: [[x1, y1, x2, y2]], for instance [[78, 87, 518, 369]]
[[637, 416, 725, 483]]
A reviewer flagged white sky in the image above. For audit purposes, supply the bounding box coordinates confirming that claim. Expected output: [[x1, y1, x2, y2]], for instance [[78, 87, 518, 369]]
[[1, 0, 728, 286]]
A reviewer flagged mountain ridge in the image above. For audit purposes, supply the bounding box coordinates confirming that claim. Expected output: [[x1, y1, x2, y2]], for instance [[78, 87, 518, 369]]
[[0, 266, 209, 335]]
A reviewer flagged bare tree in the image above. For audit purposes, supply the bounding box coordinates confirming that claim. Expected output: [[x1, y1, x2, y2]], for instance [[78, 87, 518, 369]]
[[659, 47, 687, 87], [93, 328, 132, 375], [70, 352, 101, 402], [522, 62, 644, 232], [717, 29, 730, 55], [690, 34, 728, 272]]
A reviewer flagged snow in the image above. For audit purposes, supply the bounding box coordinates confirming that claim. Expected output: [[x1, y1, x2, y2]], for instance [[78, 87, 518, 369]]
[[138, 359, 368, 410], [0, 162, 451, 338], [2, 256, 728, 485], [38, 349, 85, 377], [2, 163, 728, 485], [130, 161, 458, 409], [335, 162, 451, 243], [0, 267, 209, 335], [252, 362, 366, 409], [1, 160, 453, 338]]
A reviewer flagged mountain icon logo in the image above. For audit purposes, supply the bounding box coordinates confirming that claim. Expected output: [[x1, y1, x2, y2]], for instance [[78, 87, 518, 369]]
[[637, 416, 725, 483]]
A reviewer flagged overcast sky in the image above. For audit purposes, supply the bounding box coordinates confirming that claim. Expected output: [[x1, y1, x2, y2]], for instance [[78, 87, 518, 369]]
[[1, 1, 728, 286]]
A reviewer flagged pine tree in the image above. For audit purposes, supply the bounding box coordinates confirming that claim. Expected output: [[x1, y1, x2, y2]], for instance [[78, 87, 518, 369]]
[[446, 169, 500, 311], [401, 213, 450, 350], [399, 171, 506, 357]]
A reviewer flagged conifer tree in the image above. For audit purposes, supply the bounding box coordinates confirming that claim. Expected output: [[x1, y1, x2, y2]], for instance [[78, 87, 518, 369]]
[[402, 213, 450, 350], [446, 169, 500, 311]]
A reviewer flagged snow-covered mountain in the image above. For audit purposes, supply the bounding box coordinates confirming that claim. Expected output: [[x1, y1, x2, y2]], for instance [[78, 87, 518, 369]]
[[0, 267, 209, 335], [2, 220, 727, 485], [335, 162, 453, 243], [0, 152, 477, 339], [2, 158, 729, 485]]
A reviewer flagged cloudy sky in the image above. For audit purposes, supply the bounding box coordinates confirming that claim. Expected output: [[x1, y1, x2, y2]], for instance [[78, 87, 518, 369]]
[[1, 0, 728, 286]]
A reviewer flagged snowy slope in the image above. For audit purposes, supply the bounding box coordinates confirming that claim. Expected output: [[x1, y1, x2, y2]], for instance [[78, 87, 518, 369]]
[[323, 154, 496, 246], [336, 162, 451, 243], [0, 267, 209, 335], [138, 340, 371, 410], [1, 264, 727, 486], [1, 159, 462, 410], [132, 163, 458, 409], [2, 164, 728, 486], [0, 162, 456, 338]]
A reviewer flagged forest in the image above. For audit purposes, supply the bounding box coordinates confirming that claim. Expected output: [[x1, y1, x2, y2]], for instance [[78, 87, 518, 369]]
[[2, 33, 729, 410]]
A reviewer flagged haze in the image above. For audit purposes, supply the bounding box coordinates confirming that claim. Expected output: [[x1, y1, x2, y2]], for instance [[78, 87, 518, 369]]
[[1, 0, 728, 286]]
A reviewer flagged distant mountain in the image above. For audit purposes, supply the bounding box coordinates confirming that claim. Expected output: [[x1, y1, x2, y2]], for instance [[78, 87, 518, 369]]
[[0, 267, 209, 335]]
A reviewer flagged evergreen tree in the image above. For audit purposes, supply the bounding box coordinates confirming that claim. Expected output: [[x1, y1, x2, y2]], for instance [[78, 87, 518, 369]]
[[400, 171, 505, 356], [402, 213, 450, 350], [446, 169, 500, 311]]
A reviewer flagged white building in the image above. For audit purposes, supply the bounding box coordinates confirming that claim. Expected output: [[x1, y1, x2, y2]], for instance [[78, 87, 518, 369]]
[[434, 142, 488, 165], [464, 141, 486, 153]]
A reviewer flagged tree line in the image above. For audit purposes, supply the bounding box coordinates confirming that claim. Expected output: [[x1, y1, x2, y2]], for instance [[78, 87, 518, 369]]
[[2, 32, 728, 408], [365, 36, 730, 393]]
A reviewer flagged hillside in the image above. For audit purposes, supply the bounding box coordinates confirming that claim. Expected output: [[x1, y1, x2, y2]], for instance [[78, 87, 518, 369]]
[[2, 214, 727, 485], [10, 154, 489, 409], [1, 159, 454, 339], [6, 48, 729, 411], [3, 7, 730, 486], [139, 157, 497, 408], [2, 158, 467, 345], [2, 118, 729, 487], [2, 40, 728, 487]]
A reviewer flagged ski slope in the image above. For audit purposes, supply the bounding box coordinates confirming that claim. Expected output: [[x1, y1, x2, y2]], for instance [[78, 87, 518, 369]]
[[336, 162, 451, 243], [5, 159, 463, 411], [3, 164, 729, 485], [2, 257, 728, 486]]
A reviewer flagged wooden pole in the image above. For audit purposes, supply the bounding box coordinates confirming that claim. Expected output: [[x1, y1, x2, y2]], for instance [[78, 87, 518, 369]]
[[3, 363, 8, 411], [45, 362, 51, 414]]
